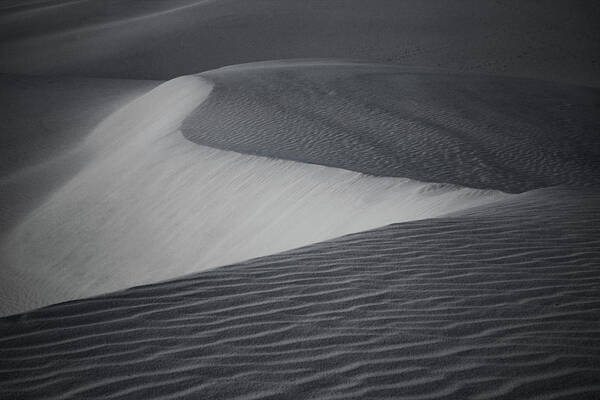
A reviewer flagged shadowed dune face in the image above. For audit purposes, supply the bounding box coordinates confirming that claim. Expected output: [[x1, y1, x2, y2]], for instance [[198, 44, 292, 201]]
[[183, 62, 600, 193], [1, 188, 599, 399], [0, 74, 511, 316], [0, 0, 599, 85]]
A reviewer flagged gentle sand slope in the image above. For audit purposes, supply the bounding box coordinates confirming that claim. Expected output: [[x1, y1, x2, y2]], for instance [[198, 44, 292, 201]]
[[1, 187, 598, 399], [0, 1, 598, 85]]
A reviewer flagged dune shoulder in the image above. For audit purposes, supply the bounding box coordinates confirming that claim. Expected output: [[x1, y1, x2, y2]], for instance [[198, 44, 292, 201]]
[[0, 73, 513, 316], [0, 74, 159, 239]]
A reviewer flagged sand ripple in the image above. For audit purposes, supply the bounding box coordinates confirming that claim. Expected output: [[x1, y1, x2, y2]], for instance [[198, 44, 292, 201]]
[[1, 187, 599, 399]]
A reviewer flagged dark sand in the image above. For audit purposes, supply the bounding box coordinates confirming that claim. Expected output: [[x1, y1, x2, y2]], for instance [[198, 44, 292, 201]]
[[0, 1, 598, 85], [1, 187, 599, 399]]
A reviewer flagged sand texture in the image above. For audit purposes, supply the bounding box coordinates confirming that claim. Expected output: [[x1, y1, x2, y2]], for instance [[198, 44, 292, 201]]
[[1, 1, 599, 398], [0, 73, 510, 316], [1, 187, 599, 399]]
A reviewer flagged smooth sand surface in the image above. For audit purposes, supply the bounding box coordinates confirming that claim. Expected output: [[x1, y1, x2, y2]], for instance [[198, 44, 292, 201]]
[[0, 74, 510, 316], [0, 1, 598, 85], [1, 187, 598, 399]]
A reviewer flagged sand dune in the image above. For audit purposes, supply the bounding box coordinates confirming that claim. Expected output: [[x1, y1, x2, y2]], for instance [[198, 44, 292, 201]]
[[1, 0, 599, 398], [2, 61, 598, 318], [185, 61, 600, 193], [0, 1, 598, 85], [1, 187, 598, 399], [0, 73, 510, 316]]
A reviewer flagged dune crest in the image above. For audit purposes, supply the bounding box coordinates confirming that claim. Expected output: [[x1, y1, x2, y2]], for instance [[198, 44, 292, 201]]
[[0, 74, 159, 241]]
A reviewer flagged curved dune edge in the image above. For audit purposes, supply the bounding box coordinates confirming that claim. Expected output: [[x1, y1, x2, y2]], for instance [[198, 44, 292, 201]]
[[184, 60, 600, 193], [0, 74, 511, 316], [1, 187, 598, 399]]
